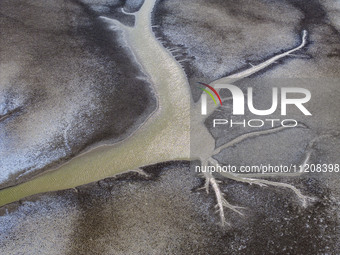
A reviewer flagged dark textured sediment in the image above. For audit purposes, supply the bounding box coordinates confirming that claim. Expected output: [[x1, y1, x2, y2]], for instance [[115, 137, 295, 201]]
[[0, 0, 156, 189], [0, 162, 339, 254], [153, 0, 340, 99]]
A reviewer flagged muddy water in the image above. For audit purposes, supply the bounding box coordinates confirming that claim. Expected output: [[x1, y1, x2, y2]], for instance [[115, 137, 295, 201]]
[[0, 0, 191, 206]]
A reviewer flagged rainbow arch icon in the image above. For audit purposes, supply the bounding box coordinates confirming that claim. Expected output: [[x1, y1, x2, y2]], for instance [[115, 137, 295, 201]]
[[198, 82, 223, 106]]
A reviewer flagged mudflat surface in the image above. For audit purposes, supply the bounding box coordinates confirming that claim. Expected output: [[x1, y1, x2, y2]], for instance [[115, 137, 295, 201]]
[[1, 0, 340, 254], [0, 0, 156, 189], [1, 162, 339, 255], [153, 0, 340, 99]]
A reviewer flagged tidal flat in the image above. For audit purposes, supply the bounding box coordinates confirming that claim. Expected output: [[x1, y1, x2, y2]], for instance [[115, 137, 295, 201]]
[[0, 0, 156, 189], [1, 163, 339, 254], [1, 0, 340, 254]]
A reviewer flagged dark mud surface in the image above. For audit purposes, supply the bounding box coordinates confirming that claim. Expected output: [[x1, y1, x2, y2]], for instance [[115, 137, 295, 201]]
[[0, 162, 339, 254], [153, 0, 340, 100], [0, 0, 155, 189]]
